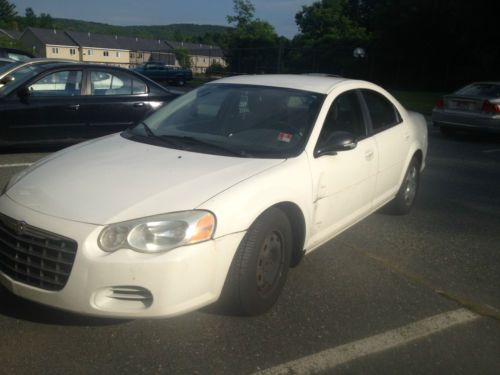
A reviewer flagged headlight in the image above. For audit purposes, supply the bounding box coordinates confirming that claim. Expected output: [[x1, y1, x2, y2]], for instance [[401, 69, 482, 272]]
[[98, 211, 216, 253]]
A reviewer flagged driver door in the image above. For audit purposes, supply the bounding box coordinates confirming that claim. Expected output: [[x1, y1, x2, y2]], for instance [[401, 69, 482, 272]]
[[309, 90, 378, 246], [1, 69, 85, 144]]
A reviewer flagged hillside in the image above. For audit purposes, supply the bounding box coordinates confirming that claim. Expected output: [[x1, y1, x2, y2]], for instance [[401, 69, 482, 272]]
[[52, 18, 231, 43]]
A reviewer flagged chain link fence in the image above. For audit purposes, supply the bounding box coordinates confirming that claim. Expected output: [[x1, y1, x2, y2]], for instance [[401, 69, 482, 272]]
[[219, 46, 497, 92]]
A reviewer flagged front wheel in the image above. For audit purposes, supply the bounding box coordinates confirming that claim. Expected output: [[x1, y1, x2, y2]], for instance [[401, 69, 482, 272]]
[[385, 156, 420, 215], [219, 207, 292, 316]]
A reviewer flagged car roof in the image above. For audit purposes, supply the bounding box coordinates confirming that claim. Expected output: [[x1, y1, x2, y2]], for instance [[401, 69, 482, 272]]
[[210, 74, 348, 94]]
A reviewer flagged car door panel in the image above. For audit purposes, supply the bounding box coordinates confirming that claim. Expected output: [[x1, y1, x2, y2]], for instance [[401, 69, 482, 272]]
[[308, 89, 377, 247], [360, 89, 411, 208], [0, 69, 85, 144], [372, 124, 409, 206], [78, 69, 153, 138], [311, 137, 377, 243]]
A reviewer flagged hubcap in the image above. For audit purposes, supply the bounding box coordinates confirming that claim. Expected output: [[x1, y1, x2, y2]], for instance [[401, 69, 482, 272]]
[[403, 165, 418, 205], [256, 231, 284, 297]]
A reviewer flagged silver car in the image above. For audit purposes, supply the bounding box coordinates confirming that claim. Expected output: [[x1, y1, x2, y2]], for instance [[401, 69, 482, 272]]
[[432, 82, 500, 134]]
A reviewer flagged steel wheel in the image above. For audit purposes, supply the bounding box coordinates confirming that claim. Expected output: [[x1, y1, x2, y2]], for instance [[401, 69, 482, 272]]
[[403, 164, 418, 206], [256, 231, 285, 298]]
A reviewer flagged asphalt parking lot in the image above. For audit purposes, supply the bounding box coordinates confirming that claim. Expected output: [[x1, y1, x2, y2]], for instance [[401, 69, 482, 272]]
[[0, 125, 499, 374]]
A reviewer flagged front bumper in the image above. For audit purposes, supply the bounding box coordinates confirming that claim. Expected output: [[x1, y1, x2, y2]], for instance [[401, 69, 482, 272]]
[[0, 195, 244, 318], [432, 109, 500, 133]]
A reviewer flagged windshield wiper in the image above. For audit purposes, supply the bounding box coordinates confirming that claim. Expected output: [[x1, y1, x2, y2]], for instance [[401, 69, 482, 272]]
[[160, 135, 246, 157]]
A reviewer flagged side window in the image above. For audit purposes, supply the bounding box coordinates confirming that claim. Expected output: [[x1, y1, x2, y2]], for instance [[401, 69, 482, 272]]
[[29, 70, 82, 96], [316, 90, 365, 148], [90, 70, 142, 96], [362, 89, 401, 132]]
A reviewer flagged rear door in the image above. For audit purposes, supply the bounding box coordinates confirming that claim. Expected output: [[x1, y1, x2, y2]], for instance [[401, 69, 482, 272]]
[[360, 89, 410, 207], [1, 68, 85, 144], [78, 68, 153, 138]]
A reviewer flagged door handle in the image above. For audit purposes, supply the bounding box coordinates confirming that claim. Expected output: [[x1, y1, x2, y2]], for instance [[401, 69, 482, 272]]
[[134, 102, 145, 108], [365, 149, 374, 160], [68, 104, 80, 111]]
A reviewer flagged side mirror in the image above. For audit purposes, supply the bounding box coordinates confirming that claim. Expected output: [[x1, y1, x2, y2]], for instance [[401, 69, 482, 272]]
[[17, 86, 31, 101], [314, 131, 357, 157], [0, 75, 14, 85]]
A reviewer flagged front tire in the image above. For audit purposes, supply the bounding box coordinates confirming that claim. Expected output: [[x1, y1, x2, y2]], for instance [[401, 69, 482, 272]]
[[386, 156, 420, 215], [219, 207, 292, 316]]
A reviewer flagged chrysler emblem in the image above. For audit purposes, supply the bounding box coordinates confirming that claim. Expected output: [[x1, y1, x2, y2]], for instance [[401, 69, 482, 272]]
[[15, 221, 27, 235]]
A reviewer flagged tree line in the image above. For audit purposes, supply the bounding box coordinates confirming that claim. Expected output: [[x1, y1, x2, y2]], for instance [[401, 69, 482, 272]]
[[2, 0, 498, 90]]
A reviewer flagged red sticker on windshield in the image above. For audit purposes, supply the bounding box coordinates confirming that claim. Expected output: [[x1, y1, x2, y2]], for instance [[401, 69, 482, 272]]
[[278, 132, 292, 143]]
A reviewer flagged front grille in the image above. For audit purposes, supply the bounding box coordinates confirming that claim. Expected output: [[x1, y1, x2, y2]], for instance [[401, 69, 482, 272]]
[[0, 214, 77, 291]]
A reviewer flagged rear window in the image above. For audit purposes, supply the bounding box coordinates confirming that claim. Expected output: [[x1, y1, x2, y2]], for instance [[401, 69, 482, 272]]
[[456, 84, 500, 98]]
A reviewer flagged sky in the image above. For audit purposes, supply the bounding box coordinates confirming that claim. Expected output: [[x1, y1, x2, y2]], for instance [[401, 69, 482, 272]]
[[10, 0, 317, 38]]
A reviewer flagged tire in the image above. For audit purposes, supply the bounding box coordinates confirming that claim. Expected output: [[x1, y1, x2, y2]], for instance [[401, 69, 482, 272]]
[[385, 156, 420, 215], [176, 78, 185, 86], [219, 207, 292, 316]]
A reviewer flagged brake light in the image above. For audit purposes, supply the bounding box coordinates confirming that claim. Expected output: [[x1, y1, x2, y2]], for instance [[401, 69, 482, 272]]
[[436, 98, 444, 109], [482, 100, 500, 113]]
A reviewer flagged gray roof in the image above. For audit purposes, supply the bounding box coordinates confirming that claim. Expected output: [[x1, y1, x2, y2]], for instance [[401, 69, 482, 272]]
[[166, 41, 224, 58], [0, 29, 22, 39], [65, 30, 129, 50], [25, 27, 78, 47], [117, 36, 173, 53], [18, 27, 223, 56]]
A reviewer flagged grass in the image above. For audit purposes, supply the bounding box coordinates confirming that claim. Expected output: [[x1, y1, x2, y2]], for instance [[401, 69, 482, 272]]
[[390, 90, 445, 115]]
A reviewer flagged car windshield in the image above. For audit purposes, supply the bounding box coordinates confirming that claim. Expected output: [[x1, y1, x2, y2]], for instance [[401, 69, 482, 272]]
[[456, 83, 500, 98], [126, 84, 325, 158], [0, 64, 48, 95]]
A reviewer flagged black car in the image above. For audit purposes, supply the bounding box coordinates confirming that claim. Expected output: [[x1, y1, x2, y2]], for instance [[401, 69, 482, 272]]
[[0, 47, 34, 62], [0, 62, 179, 146]]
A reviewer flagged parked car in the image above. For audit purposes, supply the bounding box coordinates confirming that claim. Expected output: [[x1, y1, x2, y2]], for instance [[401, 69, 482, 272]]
[[0, 75, 428, 318], [134, 62, 193, 86], [0, 58, 77, 89], [432, 81, 500, 134], [0, 47, 34, 62], [0, 62, 178, 146]]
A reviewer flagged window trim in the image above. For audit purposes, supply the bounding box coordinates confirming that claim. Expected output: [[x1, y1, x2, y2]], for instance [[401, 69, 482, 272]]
[[84, 68, 150, 96], [359, 89, 403, 135], [26, 68, 84, 97]]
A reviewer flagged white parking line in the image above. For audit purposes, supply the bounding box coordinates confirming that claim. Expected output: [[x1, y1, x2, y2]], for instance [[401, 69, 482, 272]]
[[0, 163, 32, 168], [254, 308, 479, 375]]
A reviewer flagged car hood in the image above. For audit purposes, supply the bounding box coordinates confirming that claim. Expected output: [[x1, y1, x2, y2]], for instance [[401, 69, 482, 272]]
[[7, 134, 284, 225]]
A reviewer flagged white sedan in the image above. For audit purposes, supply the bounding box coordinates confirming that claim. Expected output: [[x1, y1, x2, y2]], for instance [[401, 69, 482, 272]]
[[0, 75, 428, 318]]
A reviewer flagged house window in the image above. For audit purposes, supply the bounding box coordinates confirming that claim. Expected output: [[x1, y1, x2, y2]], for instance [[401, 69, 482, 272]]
[[88, 49, 93, 56], [116, 51, 120, 58], [130, 52, 135, 58], [52, 47, 59, 54], [69, 48, 76, 55], [103, 51, 109, 57], [138, 53, 143, 59]]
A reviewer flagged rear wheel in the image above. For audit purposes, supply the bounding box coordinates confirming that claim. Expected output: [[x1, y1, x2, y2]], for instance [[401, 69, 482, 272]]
[[219, 207, 292, 316], [386, 156, 420, 215]]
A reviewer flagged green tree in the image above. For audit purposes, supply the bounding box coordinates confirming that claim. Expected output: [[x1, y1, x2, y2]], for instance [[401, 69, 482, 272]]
[[174, 48, 192, 69], [226, 0, 255, 28], [291, 0, 371, 74], [0, 0, 17, 28], [38, 12, 53, 28], [225, 0, 280, 74], [24, 7, 37, 27]]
